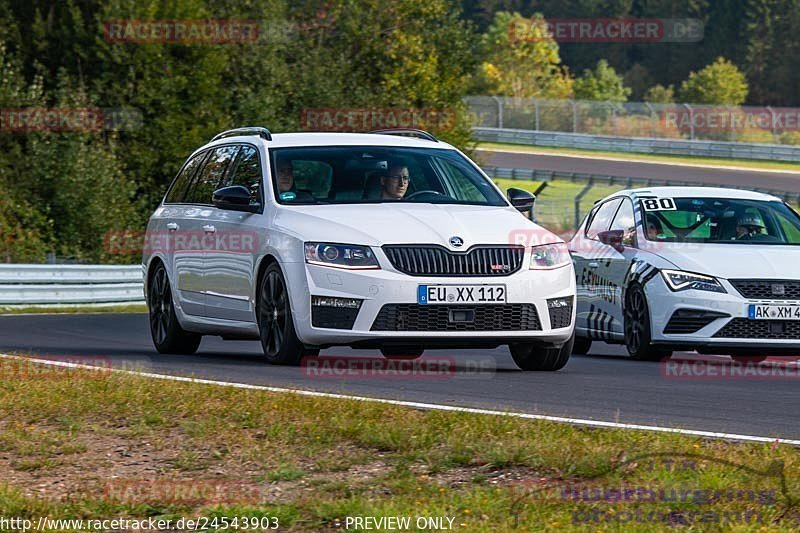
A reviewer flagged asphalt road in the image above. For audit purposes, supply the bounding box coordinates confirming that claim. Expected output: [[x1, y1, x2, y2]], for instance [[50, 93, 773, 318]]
[[476, 149, 800, 194], [2, 313, 799, 441]]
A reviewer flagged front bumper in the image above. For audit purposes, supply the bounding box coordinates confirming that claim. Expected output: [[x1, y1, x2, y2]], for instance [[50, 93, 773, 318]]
[[648, 275, 800, 350], [286, 261, 576, 346]]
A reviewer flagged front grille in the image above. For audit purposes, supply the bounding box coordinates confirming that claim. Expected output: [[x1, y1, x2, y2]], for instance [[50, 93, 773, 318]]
[[729, 280, 800, 300], [664, 309, 729, 334], [713, 318, 800, 339], [371, 304, 541, 332], [383, 245, 524, 276]]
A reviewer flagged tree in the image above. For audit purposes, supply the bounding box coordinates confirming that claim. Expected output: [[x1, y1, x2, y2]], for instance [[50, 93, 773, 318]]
[[679, 57, 749, 105], [643, 84, 676, 104], [476, 11, 573, 99], [573, 60, 631, 102]]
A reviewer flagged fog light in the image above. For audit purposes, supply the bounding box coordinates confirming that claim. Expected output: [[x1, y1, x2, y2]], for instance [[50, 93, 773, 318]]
[[547, 296, 573, 309], [311, 296, 362, 309]]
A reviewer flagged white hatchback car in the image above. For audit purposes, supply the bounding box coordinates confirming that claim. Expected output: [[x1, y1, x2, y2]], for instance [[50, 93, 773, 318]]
[[143, 128, 576, 370], [569, 187, 800, 361]]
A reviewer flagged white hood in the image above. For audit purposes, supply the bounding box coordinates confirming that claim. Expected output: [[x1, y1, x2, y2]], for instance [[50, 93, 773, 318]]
[[648, 242, 800, 279], [275, 204, 556, 247]]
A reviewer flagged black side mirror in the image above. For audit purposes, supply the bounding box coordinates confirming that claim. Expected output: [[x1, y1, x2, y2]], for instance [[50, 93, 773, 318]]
[[507, 187, 535, 213], [598, 229, 625, 252], [212, 185, 260, 213]]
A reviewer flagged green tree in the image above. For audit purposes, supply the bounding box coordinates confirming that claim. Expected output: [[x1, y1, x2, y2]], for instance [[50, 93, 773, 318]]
[[679, 57, 749, 105], [643, 84, 676, 104], [476, 11, 573, 99], [573, 60, 631, 102]]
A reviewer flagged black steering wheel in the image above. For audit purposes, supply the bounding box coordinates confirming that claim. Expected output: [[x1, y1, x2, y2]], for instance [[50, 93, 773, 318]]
[[404, 190, 442, 201]]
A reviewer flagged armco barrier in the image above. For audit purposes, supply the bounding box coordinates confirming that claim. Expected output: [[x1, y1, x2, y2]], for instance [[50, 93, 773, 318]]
[[473, 127, 800, 163], [0, 264, 144, 305]]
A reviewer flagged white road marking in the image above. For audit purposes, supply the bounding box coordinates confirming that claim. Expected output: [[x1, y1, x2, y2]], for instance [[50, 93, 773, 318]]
[[477, 146, 800, 176], [1, 353, 797, 447]]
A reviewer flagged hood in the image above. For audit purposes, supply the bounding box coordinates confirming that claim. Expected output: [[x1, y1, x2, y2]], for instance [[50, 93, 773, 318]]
[[274, 203, 558, 248], [649, 242, 800, 279]]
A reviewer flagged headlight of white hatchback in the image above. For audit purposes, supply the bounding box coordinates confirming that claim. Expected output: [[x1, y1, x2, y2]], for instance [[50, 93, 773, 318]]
[[530, 243, 571, 270], [304, 242, 380, 270], [661, 269, 726, 293]]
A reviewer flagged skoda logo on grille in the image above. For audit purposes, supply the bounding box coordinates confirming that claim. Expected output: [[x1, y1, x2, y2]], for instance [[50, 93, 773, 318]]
[[449, 236, 464, 248], [772, 284, 786, 296]]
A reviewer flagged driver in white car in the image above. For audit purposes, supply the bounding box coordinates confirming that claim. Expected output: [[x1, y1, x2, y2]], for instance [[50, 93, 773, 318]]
[[380, 163, 410, 200]]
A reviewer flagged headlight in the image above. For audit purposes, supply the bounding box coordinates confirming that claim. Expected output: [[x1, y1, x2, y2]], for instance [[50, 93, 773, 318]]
[[304, 243, 380, 270], [530, 243, 571, 270], [661, 269, 726, 293]]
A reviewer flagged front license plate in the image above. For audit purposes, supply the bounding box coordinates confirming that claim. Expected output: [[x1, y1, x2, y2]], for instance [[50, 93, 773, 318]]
[[748, 304, 800, 320], [418, 285, 506, 305]]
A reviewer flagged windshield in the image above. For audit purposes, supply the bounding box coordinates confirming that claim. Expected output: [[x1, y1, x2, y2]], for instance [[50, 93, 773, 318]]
[[268, 146, 506, 206], [642, 197, 800, 245]]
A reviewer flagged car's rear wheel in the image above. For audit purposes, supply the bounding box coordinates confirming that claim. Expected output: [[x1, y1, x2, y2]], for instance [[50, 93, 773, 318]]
[[258, 264, 316, 365], [572, 336, 592, 355], [624, 284, 672, 361], [380, 346, 424, 360], [148, 262, 201, 354], [509, 335, 573, 371]]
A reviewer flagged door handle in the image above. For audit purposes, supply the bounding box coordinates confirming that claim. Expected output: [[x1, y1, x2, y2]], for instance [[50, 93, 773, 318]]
[[166, 222, 179, 231], [588, 262, 599, 269], [202, 225, 216, 234]]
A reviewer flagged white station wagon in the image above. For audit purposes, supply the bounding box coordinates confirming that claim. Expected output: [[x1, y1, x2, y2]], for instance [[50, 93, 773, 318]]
[[143, 128, 576, 370]]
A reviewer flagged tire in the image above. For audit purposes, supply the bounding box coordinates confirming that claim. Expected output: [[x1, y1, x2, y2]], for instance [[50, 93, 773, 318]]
[[623, 284, 672, 361], [148, 262, 201, 355], [509, 335, 573, 371], [572, 336, 592, 355], [381, 346, 424, 360], [258, 263, 315, 365]]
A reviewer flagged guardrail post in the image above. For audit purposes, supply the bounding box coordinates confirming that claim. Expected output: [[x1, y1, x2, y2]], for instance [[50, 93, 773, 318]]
[[571, 100, 578, 133], [644, 102, 655, 138], [574, 181, 594, 229], [534, 100, 540, 131], [492, 96, 504, 129]]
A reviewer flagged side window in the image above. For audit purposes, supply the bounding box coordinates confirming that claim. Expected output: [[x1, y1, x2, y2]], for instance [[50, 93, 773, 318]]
[[225, 145, 262, 205], [185, 145, 239, 205], [586, 198, 622, 240], [610, 198, 636, 246], [165, 152, 206, 204]]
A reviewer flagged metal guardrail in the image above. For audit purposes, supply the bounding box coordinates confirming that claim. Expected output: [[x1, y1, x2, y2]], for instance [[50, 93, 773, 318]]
[[474, 127, 800, 163], [0, 265, 144, 305]]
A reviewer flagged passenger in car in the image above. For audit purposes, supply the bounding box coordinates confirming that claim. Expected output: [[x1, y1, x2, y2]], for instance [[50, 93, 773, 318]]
[[380, 163, 410, 200]]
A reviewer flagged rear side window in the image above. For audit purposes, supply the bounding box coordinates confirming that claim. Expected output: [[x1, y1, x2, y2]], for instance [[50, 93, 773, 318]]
[[224, 145, 263, 206], [165, 152, 206, 204], [586, 198, 622, 239], [185, 145, 239, 205]]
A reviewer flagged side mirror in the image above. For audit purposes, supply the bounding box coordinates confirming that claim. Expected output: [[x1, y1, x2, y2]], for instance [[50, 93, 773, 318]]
[[212, 185, 260, 213], [598, 229, 625, 252], [507, 187, 535, 213]]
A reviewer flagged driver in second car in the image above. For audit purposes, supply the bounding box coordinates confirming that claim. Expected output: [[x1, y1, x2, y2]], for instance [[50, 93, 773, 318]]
[[380, 163, 410, 200]]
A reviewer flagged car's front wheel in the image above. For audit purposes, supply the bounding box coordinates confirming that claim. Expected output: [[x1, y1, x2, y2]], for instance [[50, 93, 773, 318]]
[[624, 284, 672, 361], [509, 335, 573, 371], [258, 264, 316, 365], [148, 262, 201, 354]]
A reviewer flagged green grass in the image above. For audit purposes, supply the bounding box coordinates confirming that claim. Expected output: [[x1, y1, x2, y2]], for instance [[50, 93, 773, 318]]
[[1, 356, 799, 531], [0, 303, 147, 315], [479, 141, 800, 172]]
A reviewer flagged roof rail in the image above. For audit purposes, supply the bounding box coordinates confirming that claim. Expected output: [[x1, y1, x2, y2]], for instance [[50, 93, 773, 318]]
[[211, 127, 272, 142], [368, 128, 438, 142]]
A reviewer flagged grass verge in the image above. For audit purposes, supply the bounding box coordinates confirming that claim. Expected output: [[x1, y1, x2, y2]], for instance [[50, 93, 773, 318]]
[[0, 303, 147, 315], [1, 355, 799, 531], [479, 142, 800, 173]]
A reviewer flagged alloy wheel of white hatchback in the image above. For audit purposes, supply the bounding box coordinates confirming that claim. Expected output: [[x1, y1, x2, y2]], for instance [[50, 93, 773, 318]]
[[148, 263, 201, 355], [624, 284, 672, 361]]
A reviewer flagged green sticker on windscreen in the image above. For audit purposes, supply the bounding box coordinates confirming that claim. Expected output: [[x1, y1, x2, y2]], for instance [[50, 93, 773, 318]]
[[279, 191, 296, 201]]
